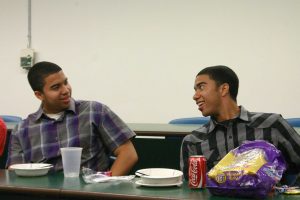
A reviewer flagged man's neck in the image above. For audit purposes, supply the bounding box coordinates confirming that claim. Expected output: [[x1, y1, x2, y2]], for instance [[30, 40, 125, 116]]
[[215, 101, 240, 122]]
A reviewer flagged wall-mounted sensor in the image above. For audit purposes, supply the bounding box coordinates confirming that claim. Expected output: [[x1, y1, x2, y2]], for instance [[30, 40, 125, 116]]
[[20, 48, 34, 69]]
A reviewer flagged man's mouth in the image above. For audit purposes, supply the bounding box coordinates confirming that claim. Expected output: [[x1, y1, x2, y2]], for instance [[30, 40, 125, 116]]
[[61, 96, 70, 103], [196, 101, 204, 111]]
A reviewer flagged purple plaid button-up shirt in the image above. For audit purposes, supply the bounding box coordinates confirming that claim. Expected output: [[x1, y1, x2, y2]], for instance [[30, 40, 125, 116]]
[[7, 99, 135, 171]]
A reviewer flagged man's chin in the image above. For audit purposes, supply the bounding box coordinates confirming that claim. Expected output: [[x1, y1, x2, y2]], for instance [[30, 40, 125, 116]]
[[60, 103, 70, 110], [200, 110, 209, 117]]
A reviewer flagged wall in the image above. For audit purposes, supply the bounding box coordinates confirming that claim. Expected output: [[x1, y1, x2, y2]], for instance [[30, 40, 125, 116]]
[[0, 0, 299, 123]]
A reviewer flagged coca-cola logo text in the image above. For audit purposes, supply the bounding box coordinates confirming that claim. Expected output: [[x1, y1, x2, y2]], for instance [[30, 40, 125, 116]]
[[190, 160, 199, 186]]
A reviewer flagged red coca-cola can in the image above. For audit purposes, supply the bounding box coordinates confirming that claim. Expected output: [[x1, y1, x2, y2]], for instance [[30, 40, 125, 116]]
[[188, 155, 206, 188]]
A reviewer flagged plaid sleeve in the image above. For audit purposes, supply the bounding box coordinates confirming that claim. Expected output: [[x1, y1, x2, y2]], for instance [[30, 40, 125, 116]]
[[97, 104, 136, 152], [6, 127, 25, 167]]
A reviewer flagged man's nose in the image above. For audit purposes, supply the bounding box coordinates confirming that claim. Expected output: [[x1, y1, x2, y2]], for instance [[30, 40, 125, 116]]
[[193, 90, 200, 101], [61, 85, 70, 94]]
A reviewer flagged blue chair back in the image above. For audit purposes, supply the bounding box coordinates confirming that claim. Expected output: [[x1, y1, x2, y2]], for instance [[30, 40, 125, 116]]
[[169, 117, 210, 125], [286, 118, 300, 127], [0, 115, 22, 123], [169, 117, 300, 126]]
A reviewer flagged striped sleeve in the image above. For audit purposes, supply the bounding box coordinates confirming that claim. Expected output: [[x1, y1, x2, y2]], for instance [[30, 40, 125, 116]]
[[272, 117, 300, 172]]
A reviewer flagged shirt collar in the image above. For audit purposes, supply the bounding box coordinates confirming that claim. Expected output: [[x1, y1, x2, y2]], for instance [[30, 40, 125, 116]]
[[196, 105, 251, 133], [239, 106, 251, 122], [33, 98, 76, 122]]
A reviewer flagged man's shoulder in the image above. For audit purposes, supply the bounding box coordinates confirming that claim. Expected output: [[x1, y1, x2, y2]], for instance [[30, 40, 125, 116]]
[[248, 110, 281, 118], [23, 111, 39, 123], [74, 100, 107, 111], [11, 115, 34, 133], [183, 124, 210, 142], [75, 99, 100, 106], [246, 111, 283, 128]]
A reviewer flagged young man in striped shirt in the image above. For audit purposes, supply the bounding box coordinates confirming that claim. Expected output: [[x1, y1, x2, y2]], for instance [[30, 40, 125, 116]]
[[180, 65, 300, 185], [7, 61, 138, 176]]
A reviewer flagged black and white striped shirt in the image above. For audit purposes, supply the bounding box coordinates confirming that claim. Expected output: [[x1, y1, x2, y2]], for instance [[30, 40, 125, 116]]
[[180, 106, 300, 180]]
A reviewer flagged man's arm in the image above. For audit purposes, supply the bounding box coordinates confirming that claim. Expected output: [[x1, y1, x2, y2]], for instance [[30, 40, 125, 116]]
[[110, 140, 138, 176], [180, 139, 190, 180]]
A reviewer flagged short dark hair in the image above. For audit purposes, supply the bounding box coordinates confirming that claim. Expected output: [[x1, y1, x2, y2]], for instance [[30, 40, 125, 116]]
[[27, 61, 62, 92], [197, 65, 239, 101]]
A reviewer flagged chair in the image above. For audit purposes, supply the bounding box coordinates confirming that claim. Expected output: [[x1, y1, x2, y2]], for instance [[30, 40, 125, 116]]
[[286, 118, 300, 127], [169, 117, 210, 125], [169, 117, 300, 126], [0, 115, 22, 123]]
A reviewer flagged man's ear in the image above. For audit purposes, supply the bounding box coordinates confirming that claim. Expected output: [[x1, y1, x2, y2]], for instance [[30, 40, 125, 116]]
[[220, 83, 230, 97], [34, 91, 44, 101]]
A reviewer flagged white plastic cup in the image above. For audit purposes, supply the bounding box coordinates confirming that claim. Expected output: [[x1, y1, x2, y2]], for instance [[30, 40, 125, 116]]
[[60, 147, 82, 177]]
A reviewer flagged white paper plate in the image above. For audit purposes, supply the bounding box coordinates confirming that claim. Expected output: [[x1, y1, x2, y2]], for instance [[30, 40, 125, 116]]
[[10, 163, 53, 177], [135, 168, 183, 185], [135, 180, 183, 187]]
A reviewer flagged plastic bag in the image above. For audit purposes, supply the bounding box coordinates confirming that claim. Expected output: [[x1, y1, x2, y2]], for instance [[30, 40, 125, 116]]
[[82, 167, 135, 183], [207, 140, 286, 199]]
